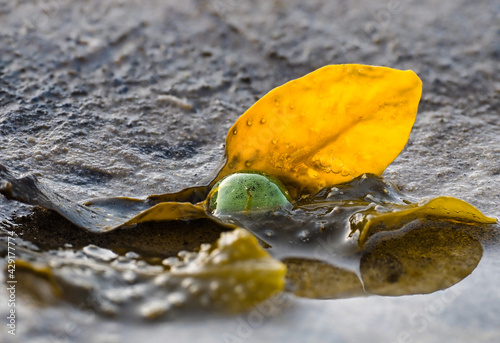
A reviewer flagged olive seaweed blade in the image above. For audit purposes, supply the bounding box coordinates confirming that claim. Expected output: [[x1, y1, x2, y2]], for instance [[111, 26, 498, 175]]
[[0, 164, 153, 232]]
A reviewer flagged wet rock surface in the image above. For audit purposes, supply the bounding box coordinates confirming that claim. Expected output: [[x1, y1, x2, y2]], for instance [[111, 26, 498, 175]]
[[1, 0, 499, 342]]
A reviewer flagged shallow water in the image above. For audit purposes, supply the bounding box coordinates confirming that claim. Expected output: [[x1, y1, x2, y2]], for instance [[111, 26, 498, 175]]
[[1, 0, 500, 342], [3, 170, 493, 321]]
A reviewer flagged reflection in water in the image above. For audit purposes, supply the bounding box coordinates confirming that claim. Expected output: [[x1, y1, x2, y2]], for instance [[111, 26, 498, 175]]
[[284, 258, 365, 299], [268, 222, 489, 300], [5, 64, 494, 318], [283, 222, 485, 299], [218, 175, 493, 300], [0, 172, 498, 319], [1, 229, 286, 318], [360, 223, 483, 296]]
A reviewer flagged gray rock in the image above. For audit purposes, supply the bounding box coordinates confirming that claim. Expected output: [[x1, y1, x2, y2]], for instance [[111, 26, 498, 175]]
[[0, 0, 499, 342]]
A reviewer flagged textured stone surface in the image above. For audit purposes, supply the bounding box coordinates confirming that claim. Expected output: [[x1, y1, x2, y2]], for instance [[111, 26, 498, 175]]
[[0, 0, 499, 342]]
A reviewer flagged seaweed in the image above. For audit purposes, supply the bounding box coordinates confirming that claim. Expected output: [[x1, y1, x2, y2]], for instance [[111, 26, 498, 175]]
[[1, 64, 498, 314]]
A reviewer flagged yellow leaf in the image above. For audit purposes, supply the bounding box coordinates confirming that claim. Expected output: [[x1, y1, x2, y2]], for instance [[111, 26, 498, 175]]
[[123, 202, 207, 226], [358, 196, 498, 247], [213, 64, 422, 196], [170, 228, 286, 312]]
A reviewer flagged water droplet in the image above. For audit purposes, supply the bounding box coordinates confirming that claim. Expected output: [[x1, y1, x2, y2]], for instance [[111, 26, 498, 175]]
[[331, 159, 343, 174], [83, 245, 118, 262], [272, 139, 278, 145], [125, 251, 140, 259], [245, 161, 252, 167], [140, 300, 171, 319], [260, 118, 267, 124], [285, 144, 290, 149], [247, 120, 252, 126], [228, 163, 235, 168], [289, 104, 295, 109], [209, 280, 220, 291], [307, 169, 318, 178], [341, 168, 350, 177], [189, 283, 201, 295], [320, 156, 331, 167], [298, 230, 310, 242], [233, 129, 237, 135], [167, 292, 187, 307], [122, 270, 137, 283], [265, 229, 275, 237]]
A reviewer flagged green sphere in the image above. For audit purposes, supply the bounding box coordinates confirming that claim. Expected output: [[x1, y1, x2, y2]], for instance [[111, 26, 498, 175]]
[[207, 172, 293, 216]]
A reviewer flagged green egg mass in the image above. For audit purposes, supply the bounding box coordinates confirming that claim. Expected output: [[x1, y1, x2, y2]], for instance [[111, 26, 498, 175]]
[[207, 171, 293, 216]]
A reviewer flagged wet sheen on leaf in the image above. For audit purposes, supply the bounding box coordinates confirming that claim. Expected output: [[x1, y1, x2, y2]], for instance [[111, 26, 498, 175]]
[[214, 64, 423, 196], [1, 64, 498, 315], [354, 196, 497, 247]]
